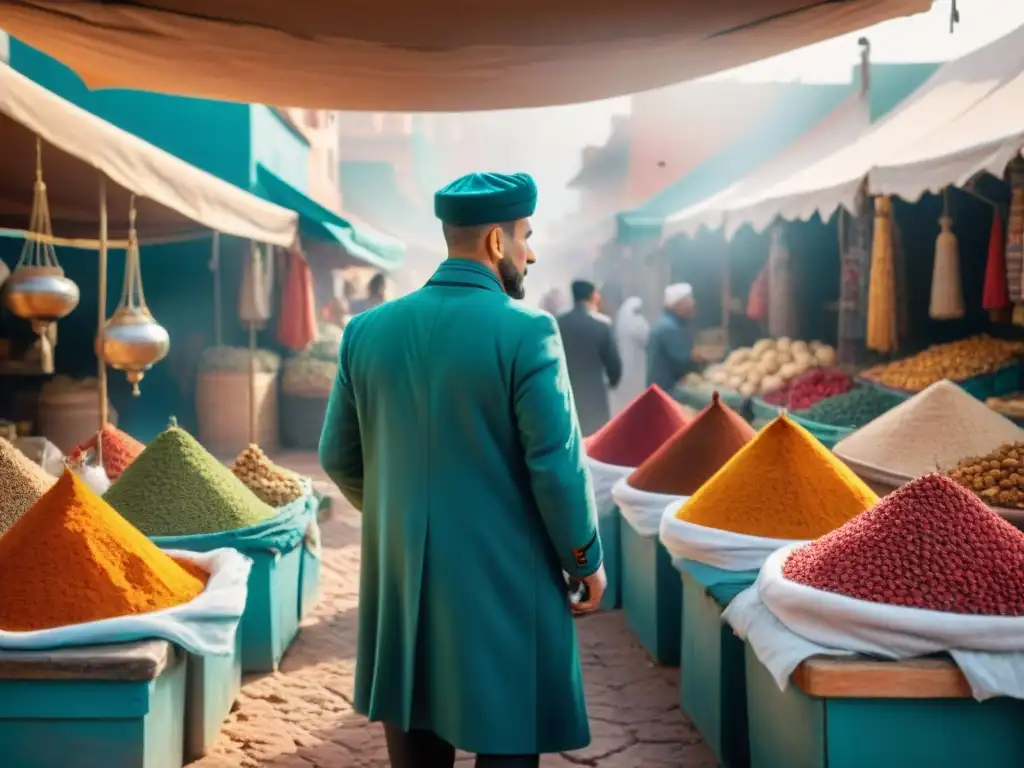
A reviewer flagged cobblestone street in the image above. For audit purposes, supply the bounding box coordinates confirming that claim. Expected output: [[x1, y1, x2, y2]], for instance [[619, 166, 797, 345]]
[[192, 454, 715, 768]]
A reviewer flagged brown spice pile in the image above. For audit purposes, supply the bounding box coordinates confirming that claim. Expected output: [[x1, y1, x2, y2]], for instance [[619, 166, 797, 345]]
[[947, 442, 1024, 510], [0, 438, 57, 535]]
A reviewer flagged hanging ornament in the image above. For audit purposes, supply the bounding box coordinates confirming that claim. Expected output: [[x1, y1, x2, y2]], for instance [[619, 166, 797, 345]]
[[982, 208, 1009, 321], [100, 197, 170, 396], [928, 189, 965, 320], [3, 138, 80, 373], [866, 196, 898, 353]]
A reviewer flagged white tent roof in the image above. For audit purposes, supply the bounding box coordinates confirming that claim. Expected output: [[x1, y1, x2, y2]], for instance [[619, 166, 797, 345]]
[[662, 91, 870, 242], [0, 61, 298, 245], [719, 22, 1024, 230]]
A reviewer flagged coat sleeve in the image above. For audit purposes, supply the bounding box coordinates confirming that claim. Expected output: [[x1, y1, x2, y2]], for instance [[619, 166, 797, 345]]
[[600, 323, 623, 390], [513, 313, 603, 579], [318, 324, 364, 511]]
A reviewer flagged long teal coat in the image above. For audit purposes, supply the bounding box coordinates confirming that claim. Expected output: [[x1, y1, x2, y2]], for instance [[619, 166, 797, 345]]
[[319, 258, 603, 755]]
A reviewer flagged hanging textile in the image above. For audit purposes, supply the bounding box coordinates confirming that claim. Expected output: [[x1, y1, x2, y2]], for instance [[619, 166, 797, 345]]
[[983, 209, 1009, 318], [746, 264, 768, 322], [277, 248, 318, 352], [1007, 161, 1024, 325], [866, 196, 898, 354], [766, 223, 799, 338], [239, 242, 275, 328], [836, 203, 872, 366], [928, 193, 965, 320]]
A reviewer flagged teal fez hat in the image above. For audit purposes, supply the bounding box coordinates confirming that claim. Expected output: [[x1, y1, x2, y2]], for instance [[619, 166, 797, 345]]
[[434, 172, 538, 227]]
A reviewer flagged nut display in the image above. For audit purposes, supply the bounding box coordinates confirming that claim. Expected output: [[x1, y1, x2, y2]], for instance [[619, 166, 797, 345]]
[[986, 393, 1024, 420], [230, 443, 304, 507], [947, 442, 1024, 510], [861, 335, 1023, 392], [199, 346, 281, 374], [686, 338, 836, 398], [282, 353, 336, 398]]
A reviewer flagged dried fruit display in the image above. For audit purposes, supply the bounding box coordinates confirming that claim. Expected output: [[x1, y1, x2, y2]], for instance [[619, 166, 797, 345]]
[[762, 368, 853, 410], [947, 442, 1024, 510], [783, 474, 1024, 616], [860, 334, 1023, 392], [231, 444, 304, 507]]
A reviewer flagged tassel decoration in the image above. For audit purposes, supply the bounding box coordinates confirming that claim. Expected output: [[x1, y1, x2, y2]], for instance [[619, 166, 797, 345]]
[[929, 190, 965, 320], [866, 195, 898, 353]]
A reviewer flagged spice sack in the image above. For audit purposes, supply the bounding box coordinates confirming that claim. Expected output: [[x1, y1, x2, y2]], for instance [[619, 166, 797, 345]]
[[659, 512, 801, 572], [724, 476, 1024, 700], [0, 548, 252, 656], [612, 478, 685, 538], [587, 456, 633, 518]]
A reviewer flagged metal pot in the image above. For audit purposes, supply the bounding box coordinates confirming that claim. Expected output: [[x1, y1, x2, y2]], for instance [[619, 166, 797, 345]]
[[101, 305, 170, 395], [4, 266, 80, 331]]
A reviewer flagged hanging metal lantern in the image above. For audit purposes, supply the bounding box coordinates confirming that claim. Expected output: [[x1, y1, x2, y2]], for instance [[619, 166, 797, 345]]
[[4, 138, 80, 372], [100, 199, 170, 396]]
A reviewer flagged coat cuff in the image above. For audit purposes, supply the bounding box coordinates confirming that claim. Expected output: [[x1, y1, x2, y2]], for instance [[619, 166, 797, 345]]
[[564, 531, 603, 580]]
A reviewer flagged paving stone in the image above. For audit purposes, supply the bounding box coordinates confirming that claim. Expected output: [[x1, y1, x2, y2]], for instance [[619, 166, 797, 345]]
[[188, 452, 716, 767]]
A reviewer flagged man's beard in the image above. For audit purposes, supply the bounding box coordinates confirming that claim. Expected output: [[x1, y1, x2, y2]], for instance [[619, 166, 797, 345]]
[[498, 257, 526, 300]]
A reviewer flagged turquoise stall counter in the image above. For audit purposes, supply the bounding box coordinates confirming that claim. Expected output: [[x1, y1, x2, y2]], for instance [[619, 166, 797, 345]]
[[598, 510, 621, 610], [0, 640, 186, 768], [620, 516, 682, 665], [679, 561, 758, 768], [746, 648, 1024, 768], [184, 631, 243, 762], [299, 509, 324, 622]]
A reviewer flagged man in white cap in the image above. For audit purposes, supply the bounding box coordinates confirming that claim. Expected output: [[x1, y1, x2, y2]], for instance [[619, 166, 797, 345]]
[[646, 282, 702, 392]]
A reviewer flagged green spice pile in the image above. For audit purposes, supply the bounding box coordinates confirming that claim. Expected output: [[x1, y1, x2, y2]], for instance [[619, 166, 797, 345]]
[[104, 425, 276, 536], [794, 386, 906, 429], [0, 438, 56, 534]]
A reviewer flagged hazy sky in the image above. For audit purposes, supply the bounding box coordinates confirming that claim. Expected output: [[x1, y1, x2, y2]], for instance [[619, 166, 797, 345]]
[[488, 0, 1024, 237]]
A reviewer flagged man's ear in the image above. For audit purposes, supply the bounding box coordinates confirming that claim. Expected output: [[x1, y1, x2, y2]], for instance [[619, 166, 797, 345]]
[[484, 226, 504, 262]]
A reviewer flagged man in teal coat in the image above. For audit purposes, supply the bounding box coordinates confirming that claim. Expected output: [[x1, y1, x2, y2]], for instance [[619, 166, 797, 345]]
[[319, 171, 606, 767]]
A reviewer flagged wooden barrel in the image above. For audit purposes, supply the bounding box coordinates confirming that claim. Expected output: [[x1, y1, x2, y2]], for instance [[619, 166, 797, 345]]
[[195, 370, 278, 456], [37, 385, 117, 454]]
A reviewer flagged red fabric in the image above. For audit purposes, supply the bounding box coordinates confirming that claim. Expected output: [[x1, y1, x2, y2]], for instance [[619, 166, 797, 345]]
[[277, 249, 318, 351], [747, 264, 768, 321], [983, 209, 1010, 311], [584, 385, 690, 468]]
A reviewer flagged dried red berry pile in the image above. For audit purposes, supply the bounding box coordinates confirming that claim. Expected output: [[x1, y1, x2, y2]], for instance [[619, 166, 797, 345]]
[[783, 474, 1024, 616], [762, 368, 854, 410], [71, 425, 145, 481]]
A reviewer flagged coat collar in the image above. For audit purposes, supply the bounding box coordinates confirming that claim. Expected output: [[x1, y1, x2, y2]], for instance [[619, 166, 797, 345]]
[[426, 258, 504, 294]]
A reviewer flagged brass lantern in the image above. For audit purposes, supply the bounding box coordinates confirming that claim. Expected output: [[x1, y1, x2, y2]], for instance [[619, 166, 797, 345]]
[[4, 139, 80, 372], [100, 200, 170, 396]]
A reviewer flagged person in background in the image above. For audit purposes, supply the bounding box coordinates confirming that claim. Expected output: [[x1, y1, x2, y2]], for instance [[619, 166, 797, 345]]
[[557, 280, 622, 436], [539, 286, 569, 316], [319, 171, 605, 768], [610, 297, 650, 415], [647, 282, 702, 392], [350, 272, 389, 315]]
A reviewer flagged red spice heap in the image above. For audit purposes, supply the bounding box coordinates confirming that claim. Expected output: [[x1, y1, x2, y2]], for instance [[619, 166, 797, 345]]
[[70, 425, 145, 481], [762, 369, 854, 410], [783, 474, 1024, 616], [628, 392, 755, 495], [584, 385, 690, 468]]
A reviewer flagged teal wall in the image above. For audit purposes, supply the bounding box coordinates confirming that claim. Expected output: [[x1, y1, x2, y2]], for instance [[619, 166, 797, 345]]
[[249, 106, 310, 193]]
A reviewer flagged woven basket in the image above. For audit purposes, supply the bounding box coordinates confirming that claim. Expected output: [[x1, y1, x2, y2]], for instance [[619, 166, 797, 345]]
[[281, 393, 329, 451], [196, 370, 278, 456], [37, 387, 117, 454]]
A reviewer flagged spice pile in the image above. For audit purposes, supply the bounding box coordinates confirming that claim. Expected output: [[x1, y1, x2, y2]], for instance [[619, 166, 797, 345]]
[[231, 444, 304, 507], [199, 346, 281, 374], [783, 474, 1024, 615], [105, 424, 276, 536], [282, 354, 337, 398], [0, 470, 207, 631], [585, 385, 690, 468], [860, 335, 1023, 392], [0, 438, 56, 534], [762, 369, 854, 410], [693, 338, 836, 398], [794, 386, 906, 429], [628, 392, 755, 495], [947, 442, 1024, 510], [70, 424, 145, 481], [675, 414, 877, 539], [833, 380, 1024, 478]]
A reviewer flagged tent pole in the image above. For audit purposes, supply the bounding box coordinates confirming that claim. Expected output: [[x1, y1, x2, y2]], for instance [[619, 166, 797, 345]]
[[97, 173, 109, 467], [248, 242, 258, 446], [212, 231, 223, 347]]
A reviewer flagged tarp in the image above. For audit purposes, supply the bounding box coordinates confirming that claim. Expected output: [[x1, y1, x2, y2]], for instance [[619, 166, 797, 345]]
[[0, 61, 297, 245], [722, 22, 1024, 228], [0, 0, 932, 111], [254, 165, 405, 271], [663, 92, 870, 241]]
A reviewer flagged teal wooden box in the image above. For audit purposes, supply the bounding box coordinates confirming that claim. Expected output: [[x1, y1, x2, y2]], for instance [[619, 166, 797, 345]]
[[299, 537, 323, 621], [620, 516, 681, 665], [242, 544, 303, 672], [745, 646, 1024, 768], [184, 631, 243, 761], [598, 509, 621, 610], [679, 561, 758, 768], [0, 640, 185, 768]]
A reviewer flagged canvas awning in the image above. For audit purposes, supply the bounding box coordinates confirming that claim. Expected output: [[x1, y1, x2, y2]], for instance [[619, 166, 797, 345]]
[[663, 92, 870, 241], [0, 0, 931, 111], [720, 22, 1024, 228], [0, 61, 297, 245], [255, 165, 405, 271]]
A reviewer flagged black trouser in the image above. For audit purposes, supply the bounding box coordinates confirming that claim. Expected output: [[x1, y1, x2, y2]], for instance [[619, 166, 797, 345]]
[[383, 724, 540, 768]]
